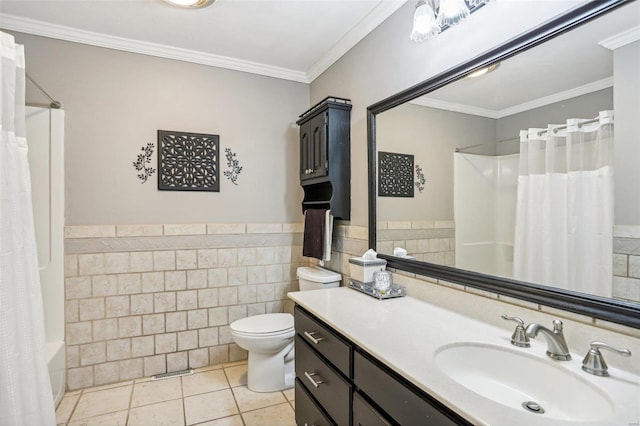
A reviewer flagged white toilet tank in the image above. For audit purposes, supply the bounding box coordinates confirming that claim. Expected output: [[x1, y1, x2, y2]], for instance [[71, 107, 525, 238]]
[[297, 266, 341, 291]]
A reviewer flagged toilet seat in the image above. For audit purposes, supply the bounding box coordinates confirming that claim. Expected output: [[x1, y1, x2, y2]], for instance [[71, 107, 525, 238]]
[[230, 313, 294, 336]]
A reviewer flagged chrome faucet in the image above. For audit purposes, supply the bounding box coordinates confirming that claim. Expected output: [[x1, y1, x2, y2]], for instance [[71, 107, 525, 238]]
[[525, 319, 572, 361]]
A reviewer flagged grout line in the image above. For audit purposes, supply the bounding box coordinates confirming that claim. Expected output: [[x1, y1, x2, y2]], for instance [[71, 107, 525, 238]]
[[124, 380, 134, 425], [180, 374, 188, 426]]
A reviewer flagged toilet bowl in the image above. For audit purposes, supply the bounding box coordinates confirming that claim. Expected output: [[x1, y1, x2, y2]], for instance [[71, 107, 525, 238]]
[[230, 266, 341, 392], [230, 313, 295, 392]]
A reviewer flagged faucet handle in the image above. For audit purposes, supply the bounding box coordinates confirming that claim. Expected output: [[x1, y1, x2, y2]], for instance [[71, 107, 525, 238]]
[[582, 341, 632, 376], [501, 314, 530, 348], [552, 319, 564, 333]]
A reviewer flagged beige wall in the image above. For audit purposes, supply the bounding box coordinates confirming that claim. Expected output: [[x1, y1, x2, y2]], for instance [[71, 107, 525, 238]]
[[614, 40, 640, 225], [13, 32, 309, 225], [377, 103, 496, 221]]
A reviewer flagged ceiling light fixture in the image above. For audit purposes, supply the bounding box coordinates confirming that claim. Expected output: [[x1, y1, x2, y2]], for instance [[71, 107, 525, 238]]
[[163, 0, 215, 9], [411, 0, 492, 42], [467, 62, 500, 78]]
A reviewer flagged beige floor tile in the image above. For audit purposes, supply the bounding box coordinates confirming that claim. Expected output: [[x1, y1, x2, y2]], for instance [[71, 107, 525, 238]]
[[182, 369, 229, 397], [56, 393, 80, 424], [184, 389, 238, 425], [67, 410, 127, 426], [128, 399, 185, 426], [131, 377, 183, 407], [71, 386, 132, 420], [83, 380, 133, 393], [222, 361, 247, 368], [241, 403, 295, 426], [232, 386, 287, 413], [289, 400, 295, 410], [282, 388, 294, 402], [223, 365, 247, 387], [195, 364, 224, 373], [197, 415, 244, 426]]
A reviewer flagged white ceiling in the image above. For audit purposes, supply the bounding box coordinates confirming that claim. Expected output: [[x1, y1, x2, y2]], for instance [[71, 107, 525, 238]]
[[0, 0, 406, 83]]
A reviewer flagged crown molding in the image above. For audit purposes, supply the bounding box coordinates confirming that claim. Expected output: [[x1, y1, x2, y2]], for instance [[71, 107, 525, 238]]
[[0, 13, 309, 83], [409, 97, 499, 118], [1, 1, 405, 84], [496, 77, 613, 118], [599, 25, 640, 50], [410, 77, 613, 119], [306, 0, 407, 83]]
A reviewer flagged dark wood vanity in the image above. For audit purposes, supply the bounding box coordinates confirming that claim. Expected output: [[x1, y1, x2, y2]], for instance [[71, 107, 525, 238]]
[[294, 305, 471, 426]]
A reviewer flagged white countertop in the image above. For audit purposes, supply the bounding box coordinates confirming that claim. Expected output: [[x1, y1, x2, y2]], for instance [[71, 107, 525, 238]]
[[288, 287, 640, 426]]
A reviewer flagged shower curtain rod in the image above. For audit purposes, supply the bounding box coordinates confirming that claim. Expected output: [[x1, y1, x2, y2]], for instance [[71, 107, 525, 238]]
[[26, 73, 62, 109], [536, 116, 600, 136], [455, 137, 518, 153]]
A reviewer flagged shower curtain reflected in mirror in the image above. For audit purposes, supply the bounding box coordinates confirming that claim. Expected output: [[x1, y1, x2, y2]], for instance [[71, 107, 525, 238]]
[[513, 111, 614, 297], [0, 31, 56, 425]]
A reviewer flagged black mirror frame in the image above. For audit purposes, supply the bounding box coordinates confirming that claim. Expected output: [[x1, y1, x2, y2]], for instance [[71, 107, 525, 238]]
[[367, 0, 640, 329]]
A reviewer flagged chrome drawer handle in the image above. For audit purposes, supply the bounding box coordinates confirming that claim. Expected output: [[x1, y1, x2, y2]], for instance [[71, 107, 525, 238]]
[[304, 371, 323, 388], [304, 331, 324, 345]]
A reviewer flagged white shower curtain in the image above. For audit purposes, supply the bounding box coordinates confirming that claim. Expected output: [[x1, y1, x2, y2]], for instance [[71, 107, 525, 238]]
[[513, 111, 614, 298], [0, 32, 56, 425]]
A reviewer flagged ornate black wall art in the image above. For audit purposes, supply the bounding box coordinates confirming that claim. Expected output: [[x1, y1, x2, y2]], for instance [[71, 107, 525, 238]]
[[133, 142, 156, 184], [415, 164, 426, 194], [223, 148, 243, 185], [157, 130, 219, 192], [378, 151, 414, 197]]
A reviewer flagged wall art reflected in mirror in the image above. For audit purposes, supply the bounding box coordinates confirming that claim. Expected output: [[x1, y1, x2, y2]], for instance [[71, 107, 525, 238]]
[[368, 0, 640, 328]]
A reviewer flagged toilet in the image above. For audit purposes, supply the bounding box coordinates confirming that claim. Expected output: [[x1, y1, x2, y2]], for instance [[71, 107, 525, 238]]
[[230, 266, 341, 392]]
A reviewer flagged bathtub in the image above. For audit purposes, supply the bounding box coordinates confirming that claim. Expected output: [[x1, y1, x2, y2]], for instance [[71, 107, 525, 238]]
[[47, 341, 65, 407]]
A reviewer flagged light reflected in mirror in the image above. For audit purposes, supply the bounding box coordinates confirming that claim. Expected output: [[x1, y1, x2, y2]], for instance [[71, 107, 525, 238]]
[[375, 2, 640, 306]]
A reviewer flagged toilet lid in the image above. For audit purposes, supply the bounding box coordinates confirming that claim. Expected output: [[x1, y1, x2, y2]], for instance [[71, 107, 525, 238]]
[[230, 313, 294, 334]]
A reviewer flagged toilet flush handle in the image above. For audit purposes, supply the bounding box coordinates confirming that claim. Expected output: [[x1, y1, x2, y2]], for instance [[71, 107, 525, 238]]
[[303, 331, 324, 345]]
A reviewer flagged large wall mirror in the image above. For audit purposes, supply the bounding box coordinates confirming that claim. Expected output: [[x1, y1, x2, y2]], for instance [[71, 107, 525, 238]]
[[368, 0, 640, 328]]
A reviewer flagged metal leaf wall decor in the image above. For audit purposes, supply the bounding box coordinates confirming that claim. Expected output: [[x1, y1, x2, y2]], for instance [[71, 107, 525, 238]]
[[223, 148, 243, 185], [157, 130, 219, 192], [378, 151, 414, 197], [133, 142, 156, 184], [415, 164, 426, 193]]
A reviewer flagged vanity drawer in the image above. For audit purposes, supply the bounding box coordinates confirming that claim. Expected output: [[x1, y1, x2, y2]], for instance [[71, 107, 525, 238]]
[[295, 306, 351, 376], [296, 335, 351, 426], [353, 391, 392, 426], [295, 379, 334, 426], [354, 350, 468, 426]]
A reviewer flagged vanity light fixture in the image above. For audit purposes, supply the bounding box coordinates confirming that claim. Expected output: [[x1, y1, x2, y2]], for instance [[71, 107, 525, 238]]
[[411, 0, 492, 42], [411, 1, 441, 42], [163, 0, 215, 9]]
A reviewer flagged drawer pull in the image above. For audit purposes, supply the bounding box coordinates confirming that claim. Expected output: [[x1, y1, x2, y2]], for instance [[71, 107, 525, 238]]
[[304, 331, 324, 345], [304, 371, 324, 388]]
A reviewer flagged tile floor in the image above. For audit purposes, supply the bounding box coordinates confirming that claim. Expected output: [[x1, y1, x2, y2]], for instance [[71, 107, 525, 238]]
[[55, 361, 296, 426]]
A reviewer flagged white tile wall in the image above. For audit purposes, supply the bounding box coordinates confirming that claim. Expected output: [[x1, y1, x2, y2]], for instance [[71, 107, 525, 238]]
[[64, 223, 305, 390]]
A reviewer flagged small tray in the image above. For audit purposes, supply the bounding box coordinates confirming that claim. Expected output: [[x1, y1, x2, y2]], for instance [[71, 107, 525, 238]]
[[348, 278, 406, 300]]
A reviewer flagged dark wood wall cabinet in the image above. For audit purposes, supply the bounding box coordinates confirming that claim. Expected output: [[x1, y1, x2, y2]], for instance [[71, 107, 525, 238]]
[[294, 305, 471, 426], [296, 97, 351, 220]]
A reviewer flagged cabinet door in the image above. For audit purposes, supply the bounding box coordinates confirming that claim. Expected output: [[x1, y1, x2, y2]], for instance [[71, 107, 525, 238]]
[[300, 112, 328, 182]]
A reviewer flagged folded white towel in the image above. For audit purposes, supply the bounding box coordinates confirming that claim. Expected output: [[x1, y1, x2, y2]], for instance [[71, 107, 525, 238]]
[[393, 247, 408, 257]]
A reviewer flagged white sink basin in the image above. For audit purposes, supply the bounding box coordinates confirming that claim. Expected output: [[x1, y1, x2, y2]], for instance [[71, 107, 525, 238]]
[[434, 342, 615, 422]]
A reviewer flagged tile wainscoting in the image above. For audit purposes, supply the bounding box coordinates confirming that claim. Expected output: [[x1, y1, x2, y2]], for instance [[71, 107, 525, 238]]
[[613, 225, 640, 303], [62, 222, 638, 390], [63, 223, 307, 390]]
